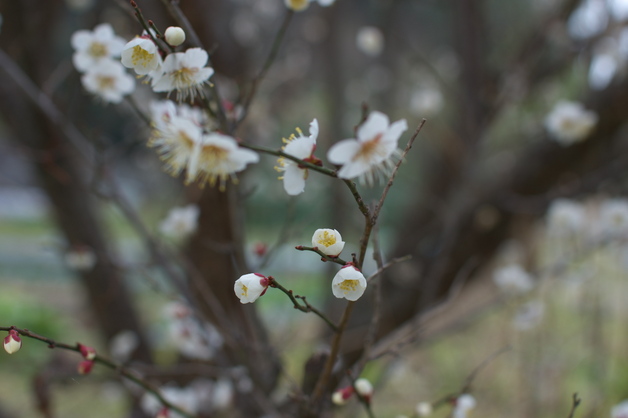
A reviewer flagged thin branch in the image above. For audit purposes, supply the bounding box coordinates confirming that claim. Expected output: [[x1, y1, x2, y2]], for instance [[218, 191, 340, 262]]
[[365, 255, 412, 284], [295, 245, 349, 266], [567, 393, 581, 418], [0, 326, 195, 418], [237, 10, 294, 127], [240, 142, 338, 177], [269, 277, 339, 332], [371, 119, 427, 226]]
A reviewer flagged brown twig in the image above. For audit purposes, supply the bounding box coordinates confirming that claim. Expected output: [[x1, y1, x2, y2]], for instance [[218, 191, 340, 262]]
[[295, 245, 348, 266], [0, 326, 195, 418], [567, 393, 581, 418]]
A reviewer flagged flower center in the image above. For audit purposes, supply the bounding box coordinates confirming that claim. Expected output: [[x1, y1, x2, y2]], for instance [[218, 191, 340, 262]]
[[240, 284, 249, 297], [97, 76, 116, 91], [317, 231, 336, 247], [339, 279, 360, 292], [131, 45, 152, 67], [354, 133, 383, 161], [89, 42, 108, 58], [200, 144, 229, 164], [172, 67, 198, 87]]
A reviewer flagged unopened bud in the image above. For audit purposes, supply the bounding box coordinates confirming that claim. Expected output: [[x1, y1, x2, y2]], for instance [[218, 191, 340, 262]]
[[355, 378, 373, 400], [3, 330, 22, 354], [156, 407, 169, 418], [164, 26, 186, 46], [78, 360, 95, 375], [78, 343, 96, 360], [284, 0, 309, 11], [332, 386, 354, 405]]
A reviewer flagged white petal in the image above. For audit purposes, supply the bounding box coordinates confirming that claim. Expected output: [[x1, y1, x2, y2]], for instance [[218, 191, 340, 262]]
[[337, 159, 371, 179], [327, 139, 360, 164], [357, 111, 389, 141], [283, 164, 306, 195], [382, 118, 408, 143], [183, 48, 209, 68], [309, 118, 319, 140], [284, 136, 315, 159]]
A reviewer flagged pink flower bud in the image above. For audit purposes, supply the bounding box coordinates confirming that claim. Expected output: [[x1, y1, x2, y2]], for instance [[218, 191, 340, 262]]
[[156, 407, 170, 418], [355, 378, 373, 402], [3, 330, 22, 354], [78, 343, 96, 360], [331, 385, 354, 405], [78, 360, 95, 375]]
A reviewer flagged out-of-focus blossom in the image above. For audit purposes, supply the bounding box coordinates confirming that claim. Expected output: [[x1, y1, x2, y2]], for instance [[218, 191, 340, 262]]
[[159, 204, 200, 239], [512, 300, 545, 331], [545, 101, 598, 146], [567, 0, 609, 40], [141, 385, 199, 418], [356, 26, 384, 57], [612, 400, 628, 418], [355, 378, 373, 401], [599, 198, 628, 238], [546, 199, 586, 237], [285, 0, 310, 11], [452, 394, 476, 418], [78, 360, 95, 375], [492, 264, 535, 295], [109, 330, 139, 362], [410, 87, 444, 117], [81, 60, 135, 103], [416, 402, 433, 416], [71, 23, 126, 72], [332, 386, 354, 405], [65, 245, 97, 271]]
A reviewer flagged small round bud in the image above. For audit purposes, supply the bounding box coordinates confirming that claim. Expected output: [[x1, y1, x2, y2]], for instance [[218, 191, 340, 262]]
[[78, 359, 95, 375], [78, 343, 97, 360], [355, 378, 373, 398], [3, 330, 22, 354], [164, 26, 186, 46], [284, 0, 309, 11]]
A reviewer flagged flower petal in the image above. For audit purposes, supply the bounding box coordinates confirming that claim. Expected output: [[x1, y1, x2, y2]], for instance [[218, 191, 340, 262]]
[[357, 111, 389, 142], [283, 164, 306, 195]]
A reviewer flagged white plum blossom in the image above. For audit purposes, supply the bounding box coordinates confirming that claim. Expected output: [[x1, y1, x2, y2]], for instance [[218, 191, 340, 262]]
[[81, 60, 135, 103], [410, 86, 444, 117], [234, 273, 270, 304], [599, 198, 628, 238], [356, 26, 384, 57], [148, 104, 258, 189], [547, 198, 586, 237], [109, 330, 139, 362], [159, 204, 200, 239], [71, 23, 126, 72], [612, 400, 628, 418], [121, 36, 161, 75], [311, 228, 345, 256], [545, 100, 598, 146], [327, 111, 407, 184], [163, 302, 223, 360], [332, 264, 367, 301], [275, 119, 319, 195], [152, 48, 214, 102], [492, 264, 535, 295], [165, 26, 186, 46], [452, 394, 476, 418]]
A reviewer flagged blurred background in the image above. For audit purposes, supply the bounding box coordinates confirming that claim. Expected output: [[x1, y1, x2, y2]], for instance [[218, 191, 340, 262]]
[[1, 0, 628, 417]]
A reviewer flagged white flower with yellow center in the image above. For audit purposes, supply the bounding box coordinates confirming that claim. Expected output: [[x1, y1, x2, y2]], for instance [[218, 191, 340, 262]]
[[545, 100, 598, 146], [332, 264, 367, 301], [311, 228, 344, 256], [152, 48, 214, 102], [276, 118, 319, 195], [149, 114, 258, 189], [234, 273, 270, 304], [81, 59, 135, 103], [121, 36, 161, 75], [327, 111, 407, 184], [71, 23, 126, 72]]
